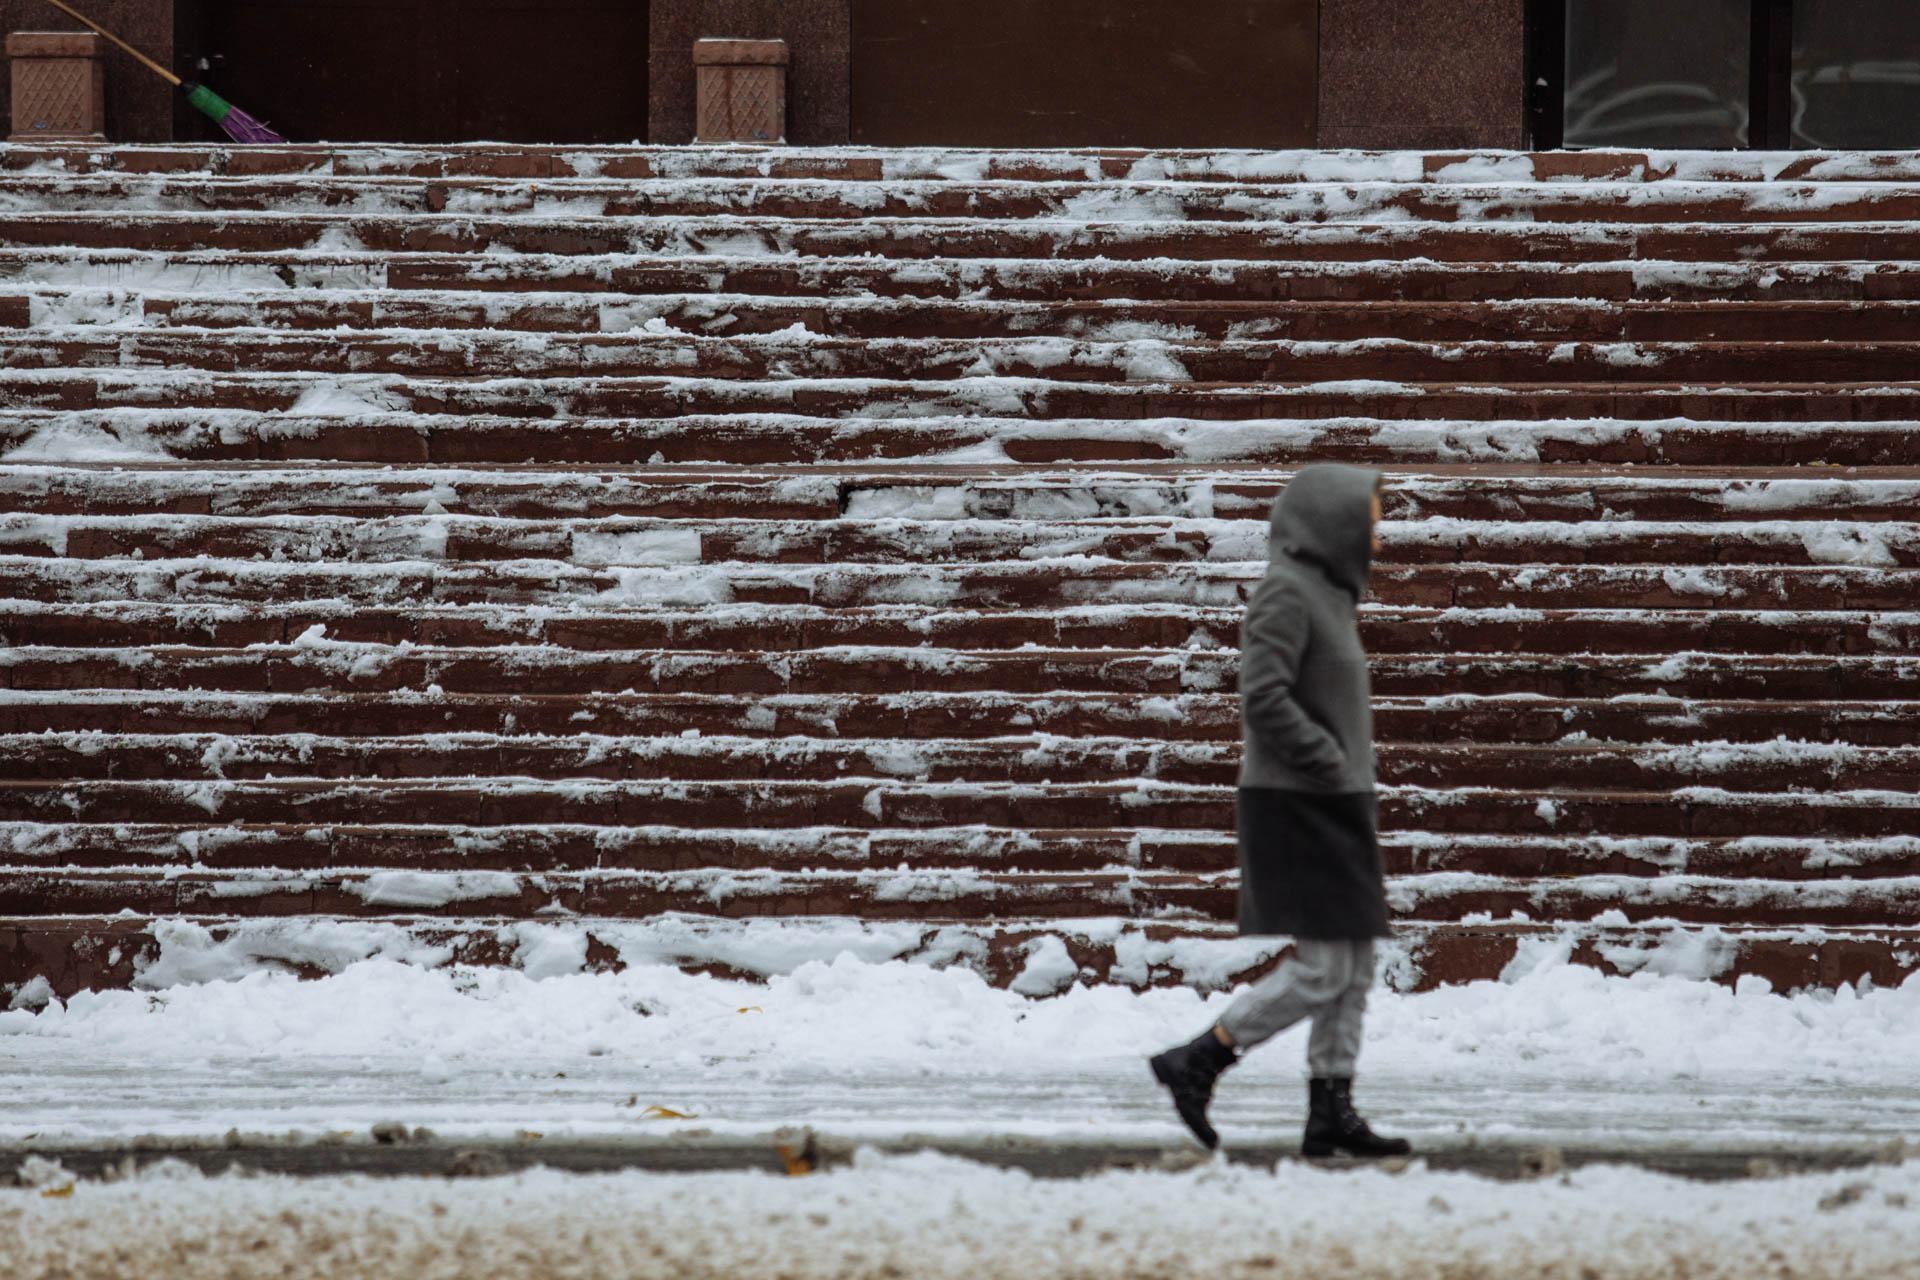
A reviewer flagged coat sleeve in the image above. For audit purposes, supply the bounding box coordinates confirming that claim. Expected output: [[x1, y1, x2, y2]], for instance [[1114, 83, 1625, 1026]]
[[1240, 578, 1347, 781]]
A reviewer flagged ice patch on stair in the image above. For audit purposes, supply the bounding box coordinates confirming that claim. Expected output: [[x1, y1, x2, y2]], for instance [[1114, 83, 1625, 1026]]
[[1, 418, 172, 463], [571, 529, 704, 566], [287, 378, 403, 416], [349, 871, 523, 909], [27, 289, 145, 328], [1799, 524, 1899, 567]]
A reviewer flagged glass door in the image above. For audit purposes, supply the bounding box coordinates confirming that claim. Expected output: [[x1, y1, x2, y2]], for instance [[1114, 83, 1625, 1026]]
[[1529, 0, 1920, 149]]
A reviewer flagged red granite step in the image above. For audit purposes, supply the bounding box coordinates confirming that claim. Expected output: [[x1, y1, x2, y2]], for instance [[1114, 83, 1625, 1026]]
[[2, 778, 1914, 839], [10, 822, 1917, 881], [6, 645, 1914, 700], [5, 462, 1915, 524], [4, 598, 1912, 658], [3, 690, 1909, 747], [11, 377, 1920, 444], [3, 554, 1910, 612], [13, 329, 1920, 386], [17, 171, 1920, 224], [5, 512, 1914, 569], [5, 733, 1913, 794], [9, 408, 1920, 470], [18, 247, 1920, 305], [0, 865, 1227, 923], [3, 863, 1916, 928], [21, 292, 1920, 346], [0, 597, 1738, 654], [7, 211, 1920, 263]]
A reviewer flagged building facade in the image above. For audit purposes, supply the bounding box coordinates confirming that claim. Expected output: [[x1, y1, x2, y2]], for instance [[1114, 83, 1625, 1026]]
[[1, 2, 1916, 150]]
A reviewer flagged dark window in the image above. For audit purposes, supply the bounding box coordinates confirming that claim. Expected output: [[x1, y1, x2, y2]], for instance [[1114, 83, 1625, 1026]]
[[1562, 0, 1751, 148], [1792, 0, 1920, 148], [1538, 0, 1920, 150]]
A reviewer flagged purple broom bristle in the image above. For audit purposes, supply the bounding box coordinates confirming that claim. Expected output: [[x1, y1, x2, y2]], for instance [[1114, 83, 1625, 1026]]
[[220, 105, 286, 145]]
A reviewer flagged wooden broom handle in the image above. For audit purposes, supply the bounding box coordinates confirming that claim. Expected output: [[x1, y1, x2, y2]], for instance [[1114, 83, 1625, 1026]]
[[40, 0, 184, 86]]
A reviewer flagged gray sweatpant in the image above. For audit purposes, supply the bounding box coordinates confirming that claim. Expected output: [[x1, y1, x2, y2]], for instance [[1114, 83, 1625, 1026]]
[[1218, 939, 1376, 1077]]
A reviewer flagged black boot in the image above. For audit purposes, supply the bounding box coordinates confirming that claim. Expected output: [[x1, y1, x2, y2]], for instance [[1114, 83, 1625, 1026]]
[[1302, 1077, 1412, 1158], [1150, 1027, 1238, 1150]]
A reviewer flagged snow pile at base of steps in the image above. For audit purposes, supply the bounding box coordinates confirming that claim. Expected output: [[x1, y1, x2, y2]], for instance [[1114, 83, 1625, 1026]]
[[8, 937, 1918, 1084]]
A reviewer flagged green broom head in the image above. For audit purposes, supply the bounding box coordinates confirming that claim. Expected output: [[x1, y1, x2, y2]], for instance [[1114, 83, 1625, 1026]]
[[182, 82, 285, 143], [184, 82, 233, 124]]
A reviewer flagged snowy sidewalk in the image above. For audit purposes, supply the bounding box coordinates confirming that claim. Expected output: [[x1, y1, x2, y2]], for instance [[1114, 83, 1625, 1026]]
[[7, 1152, 1920, 1280], [5, 945, 1918, 1163]]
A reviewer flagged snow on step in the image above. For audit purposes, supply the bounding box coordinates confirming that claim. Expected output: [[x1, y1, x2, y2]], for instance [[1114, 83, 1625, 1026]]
[[3, 511, 1916, 569], [4, 688, 1914, 749], [25, 290, 1920, 350], [9, 407, 1920, 471], [17, 249, 1920, 306]]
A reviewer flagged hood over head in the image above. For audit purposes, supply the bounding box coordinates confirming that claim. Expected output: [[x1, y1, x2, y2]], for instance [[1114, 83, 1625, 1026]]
[[1267, 463, 1381, 596]]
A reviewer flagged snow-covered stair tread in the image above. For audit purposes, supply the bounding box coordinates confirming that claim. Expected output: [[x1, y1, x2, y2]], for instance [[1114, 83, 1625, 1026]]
[[1, 142, 1915, 995]]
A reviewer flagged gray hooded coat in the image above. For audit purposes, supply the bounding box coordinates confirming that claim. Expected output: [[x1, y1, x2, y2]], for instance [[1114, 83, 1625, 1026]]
[[1235, 463, 1390, 940]]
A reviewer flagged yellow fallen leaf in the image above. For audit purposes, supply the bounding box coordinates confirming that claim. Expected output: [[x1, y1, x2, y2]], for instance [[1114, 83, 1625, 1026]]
[[736, 1006, 764, 1014], [41, 1185, 74, 1199], [641, 1105, 699, 1121]]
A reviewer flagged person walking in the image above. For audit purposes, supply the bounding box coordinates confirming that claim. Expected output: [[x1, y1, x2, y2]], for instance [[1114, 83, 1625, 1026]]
[[1149, 462, 1411, 1158]]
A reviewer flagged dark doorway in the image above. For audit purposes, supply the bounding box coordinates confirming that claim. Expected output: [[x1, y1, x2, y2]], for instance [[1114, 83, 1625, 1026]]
[[1530, 0, 1920, 149], [192, 0, 649, 143], [849, 0, 1316, 149]]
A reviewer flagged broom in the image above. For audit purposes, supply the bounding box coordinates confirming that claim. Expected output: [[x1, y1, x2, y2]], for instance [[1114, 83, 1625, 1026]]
[[42, 0, 286, 143]]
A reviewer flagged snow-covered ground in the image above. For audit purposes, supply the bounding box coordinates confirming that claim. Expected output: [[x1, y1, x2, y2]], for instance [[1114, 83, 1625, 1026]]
[[3, 915, 1916, 1280], [6, 1151, 1919, 1279], [4, 941, 1918, 1153]]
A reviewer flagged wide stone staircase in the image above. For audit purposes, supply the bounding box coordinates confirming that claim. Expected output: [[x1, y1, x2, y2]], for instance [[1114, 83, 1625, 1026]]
[[1, 145, 1917, 996]]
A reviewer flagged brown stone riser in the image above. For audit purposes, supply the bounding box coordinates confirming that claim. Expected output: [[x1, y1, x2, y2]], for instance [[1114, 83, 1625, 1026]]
[[0, 691, 1909, 747], [6, 515, 1918, 570], [2, 561, 1913, 614], [19, 249, 1920, 304], [9, 296, 1920, 346], [3, 868, 1919, 932], [3, 737, 1916, 794], [16, 332, 1920, 386], [6, 650, 1914, 702], [9, 467, 1917, 523], [21, 173, 1920, 224], [6, 415, 1919, 469], [7, 212, 1920, 262], [8, 823, 1917, 881], [1, 781, 1914, 839]]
